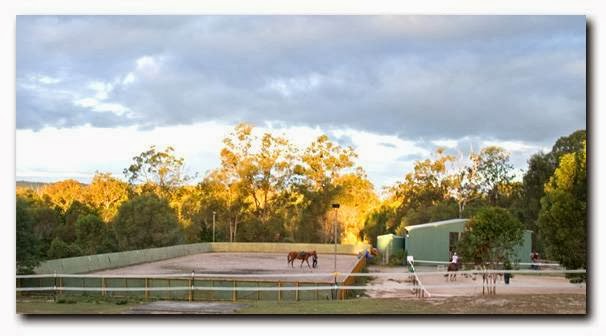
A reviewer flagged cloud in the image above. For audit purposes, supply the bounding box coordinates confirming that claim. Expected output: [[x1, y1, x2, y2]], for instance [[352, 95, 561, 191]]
[[16, 15, 585, 155]]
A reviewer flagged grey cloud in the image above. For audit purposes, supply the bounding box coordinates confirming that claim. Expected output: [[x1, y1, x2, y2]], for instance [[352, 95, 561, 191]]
[[330, 133, 355, 148], [396, 153, 424, 162], [17, 15, 585, 149]]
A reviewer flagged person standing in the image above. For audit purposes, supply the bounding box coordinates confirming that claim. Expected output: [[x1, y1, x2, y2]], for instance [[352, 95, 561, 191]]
[[530, 251, 540, 270]]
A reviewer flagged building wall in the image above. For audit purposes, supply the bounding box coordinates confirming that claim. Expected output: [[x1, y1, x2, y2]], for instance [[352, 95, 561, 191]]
[[513, 230, 533, 264], [405, 220, 467, 262], [377, 234, 404, 255], [404, 219, 533, 266]]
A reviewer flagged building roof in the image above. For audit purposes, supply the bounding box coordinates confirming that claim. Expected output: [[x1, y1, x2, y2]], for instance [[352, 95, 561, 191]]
[[405, 218, 469, 231]]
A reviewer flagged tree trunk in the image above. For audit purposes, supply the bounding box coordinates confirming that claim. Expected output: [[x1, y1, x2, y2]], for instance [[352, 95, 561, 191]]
[[458, 201, 465, 219], [229, 218, 233, 243], [233, 214, 239, 242]]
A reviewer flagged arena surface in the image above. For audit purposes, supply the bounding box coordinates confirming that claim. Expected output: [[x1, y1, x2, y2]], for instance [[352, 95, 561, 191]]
[[365, 265, 587, 299], [87, 252, 585, 298], [91, 252, 360, 282]]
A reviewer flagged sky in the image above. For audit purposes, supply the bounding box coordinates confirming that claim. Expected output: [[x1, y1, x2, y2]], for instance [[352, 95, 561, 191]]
[[15, 15, 586, 192]]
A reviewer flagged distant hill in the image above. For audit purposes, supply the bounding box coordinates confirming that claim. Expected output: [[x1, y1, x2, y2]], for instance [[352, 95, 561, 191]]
[[16, 181, 49, 190]]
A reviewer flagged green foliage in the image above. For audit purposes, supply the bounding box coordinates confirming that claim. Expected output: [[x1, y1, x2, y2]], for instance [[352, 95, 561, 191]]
[[28, 201, 63, 259], [123, 145, 193, 197], [387, 249, 406, 266], [457, 207, 524, 267], [75, 214, 113, 255], [47, 237, 82, 259], [475, 146, 515, 206], [520, 129, 586, 254], [361, 204, 398, 246], [57, 201, 97, 244], [551, 130, 587, 164], [16, 198, 40, 274], [15, 127, 586, 272], [538, 143, 586, 271], [113, 193, 184, 251]]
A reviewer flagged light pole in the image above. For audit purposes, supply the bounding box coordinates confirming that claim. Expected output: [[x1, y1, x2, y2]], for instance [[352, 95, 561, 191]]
[[212, 211, 216, 242], [331, 203, 340, 273]]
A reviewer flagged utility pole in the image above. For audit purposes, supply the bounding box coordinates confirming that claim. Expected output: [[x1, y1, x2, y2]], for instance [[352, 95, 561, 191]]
[[212, 211, 216, 242], [332, 203, 340, 273]]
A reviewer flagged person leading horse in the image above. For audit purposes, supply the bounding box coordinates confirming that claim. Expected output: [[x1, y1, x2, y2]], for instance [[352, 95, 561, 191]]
[[287, 250, 318, 268]]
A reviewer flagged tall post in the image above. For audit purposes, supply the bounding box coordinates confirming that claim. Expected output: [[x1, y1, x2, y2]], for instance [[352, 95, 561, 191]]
[[332, 203, 340, 274], [212, 211, 216, 242]]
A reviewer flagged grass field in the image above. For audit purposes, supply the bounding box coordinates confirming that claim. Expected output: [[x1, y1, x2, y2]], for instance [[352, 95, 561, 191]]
[[237, 294, 586, 314], [17, 300, 138, 314], [17, 294, 586, 315]]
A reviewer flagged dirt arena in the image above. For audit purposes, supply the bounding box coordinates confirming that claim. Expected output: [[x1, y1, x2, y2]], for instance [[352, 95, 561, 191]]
[[87, 253, 585, 299], [365, 265, 587, 299], [90, 252, 360, 282]]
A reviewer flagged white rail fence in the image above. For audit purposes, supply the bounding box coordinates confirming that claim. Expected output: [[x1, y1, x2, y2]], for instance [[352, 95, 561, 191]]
[[17, 268, 586, 301]]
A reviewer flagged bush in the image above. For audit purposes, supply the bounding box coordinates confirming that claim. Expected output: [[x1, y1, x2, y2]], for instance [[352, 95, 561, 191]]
[[47, 238, 81, 259], [457, 206, 524, 268], [388, 249, 405, 266], [113, 193, 184, 250]]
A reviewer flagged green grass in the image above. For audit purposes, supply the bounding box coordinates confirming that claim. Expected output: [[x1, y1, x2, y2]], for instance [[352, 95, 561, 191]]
[[237, 294, 586, 314], [16, 294, 586, 315], [17, 300, 137, 314], [17, 294, 141, 314]]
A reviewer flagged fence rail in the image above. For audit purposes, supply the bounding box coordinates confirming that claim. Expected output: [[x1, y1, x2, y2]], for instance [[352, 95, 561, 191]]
[[17, 268, 586, 302], [16, 269, 587, 280]]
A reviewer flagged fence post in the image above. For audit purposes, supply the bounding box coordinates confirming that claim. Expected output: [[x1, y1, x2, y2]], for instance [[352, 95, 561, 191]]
[[257, 281, 260, 301], [101, 277, 106, 297], [189, 271, 194, 302], [210, 280, 214, 301], [277, 281, 281, 302], [295, 282, 299, 301], [144, 278, 149, 301], [232, 280, 237, 302], [315, 282, 319, 300]]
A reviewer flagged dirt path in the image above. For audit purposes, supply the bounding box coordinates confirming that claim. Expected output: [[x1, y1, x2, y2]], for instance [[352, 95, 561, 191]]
[[125, 301, 248, 314]]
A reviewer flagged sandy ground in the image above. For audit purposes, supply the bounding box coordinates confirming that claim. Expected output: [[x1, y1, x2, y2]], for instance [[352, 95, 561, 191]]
[[90, 252, 359, 283], [365, 265, 586, 299], [88, 253, 584, 299]]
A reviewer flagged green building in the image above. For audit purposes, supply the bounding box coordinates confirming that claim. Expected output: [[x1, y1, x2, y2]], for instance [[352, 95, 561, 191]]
[[403, 218, 533, 265], [377, 233, 405, 256]]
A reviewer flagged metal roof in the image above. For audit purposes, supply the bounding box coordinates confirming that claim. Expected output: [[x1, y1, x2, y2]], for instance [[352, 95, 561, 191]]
[[404, 218, 469, 231]]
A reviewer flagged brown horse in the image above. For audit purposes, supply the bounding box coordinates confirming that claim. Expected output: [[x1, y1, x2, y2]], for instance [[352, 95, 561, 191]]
[[287, 250, 318, 268]]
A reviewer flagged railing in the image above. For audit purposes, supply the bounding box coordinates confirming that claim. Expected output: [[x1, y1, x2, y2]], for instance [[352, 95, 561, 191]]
[[17, 273, 337, 302], [406, 261, 431, 298], [338, 255, 367, 299], [17, 269, 586, 301]]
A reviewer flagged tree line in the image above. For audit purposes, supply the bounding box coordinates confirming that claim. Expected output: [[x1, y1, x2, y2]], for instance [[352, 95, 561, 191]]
[[16, 124, 586, 275]]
